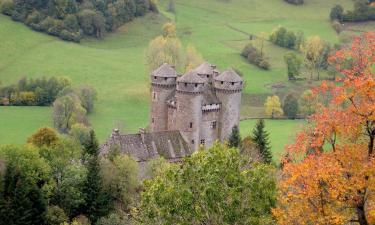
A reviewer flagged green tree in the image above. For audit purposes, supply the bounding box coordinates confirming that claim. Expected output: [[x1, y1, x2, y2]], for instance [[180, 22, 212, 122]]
[[330, 5, 344, 22], [251, 119, 272, 164], [53, 94, 87, 133], [100, 155, 138, 211], [299, 89, 318, 116], [228, 125, 241, 148], [69, 123, 91, 146], [284, 52, 302, 80], [82, 131, 112, 222], [45, 205, 68, 225], [283, 94, 299, 119], [264, 95, 283, 118], [138, 143, 276, 225]]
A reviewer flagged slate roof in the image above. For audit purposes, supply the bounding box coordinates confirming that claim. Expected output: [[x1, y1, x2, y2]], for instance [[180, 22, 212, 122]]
[[178, 71, 205, 83], [215, 69, 243, 82], [101, 130, 191, 162], [194, 62, 216, 75], [151, 63, 178, 77]]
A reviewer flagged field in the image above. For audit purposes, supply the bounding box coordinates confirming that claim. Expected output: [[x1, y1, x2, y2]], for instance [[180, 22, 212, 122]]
[[0, 0, 372, 148], [240, 119, 305, 160]]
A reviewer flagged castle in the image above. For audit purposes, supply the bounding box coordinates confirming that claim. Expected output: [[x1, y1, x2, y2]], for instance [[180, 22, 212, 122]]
[[101, 62, 243, 162]]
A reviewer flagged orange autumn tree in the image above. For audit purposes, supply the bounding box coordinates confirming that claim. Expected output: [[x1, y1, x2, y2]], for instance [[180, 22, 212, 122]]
[[273, 32, 375, 225]]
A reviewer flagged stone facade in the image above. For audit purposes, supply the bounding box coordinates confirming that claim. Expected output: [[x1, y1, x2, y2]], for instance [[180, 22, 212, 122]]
[[150, 62, 243, 151]]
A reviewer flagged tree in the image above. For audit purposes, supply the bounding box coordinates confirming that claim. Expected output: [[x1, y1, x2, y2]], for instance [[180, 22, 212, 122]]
[[284, 52, 302, 80], [100, 155, 138, 211], [45, 205, 69, 225], [69, 123, 91, 146], [228, 125, 241, 148], [283, 94, 299, 119], [76, 85, 97, 113], [299, 89, 318, 116], [303, 36, 325, 80], [167, 0, 175, 13], [251, 119, 272, 164], [53, 94, 87, 133], [273, 32, 375, 225], [137, 143, 277, 225], [185, 43, 203, 72], [264, 95, 283, 118], [330, 5, 344, 22], [82, 131, 111, 222], [146, 23, 183, 71], [27, 127, 60, 148]]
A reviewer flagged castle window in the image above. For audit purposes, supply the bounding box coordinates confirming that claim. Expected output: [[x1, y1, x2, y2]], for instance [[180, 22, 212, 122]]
[[200, 139, 205, 145], [231, 82, 235, 85], [152, 118, 154, 123], [195, 83, 198, 87], [191, 139, 195, 144], [184, 83, 187, 87], [211, 121, 217, 129], [207, 75, 210, 78], [189, 122, 193, 128], [164, 77, 168, 81], [221, 81, 224, 85], [154, 76, 157, 80], [153, 92, 156, 100]]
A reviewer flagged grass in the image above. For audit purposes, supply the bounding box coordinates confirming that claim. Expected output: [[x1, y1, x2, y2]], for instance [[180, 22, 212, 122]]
[[0, 0, 373, 146], [240, 119, 305, 161]]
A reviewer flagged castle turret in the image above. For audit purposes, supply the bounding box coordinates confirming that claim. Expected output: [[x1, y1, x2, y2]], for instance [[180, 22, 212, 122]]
[[194, 62, 219, 84], [175, 71, 205, 150], [150, 63, 177, 132], [214, 69, 243, 141]]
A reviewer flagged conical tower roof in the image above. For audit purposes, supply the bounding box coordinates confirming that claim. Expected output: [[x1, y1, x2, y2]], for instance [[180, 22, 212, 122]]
[[178, 70, 205, 83], [151, 63, 178, 77], [215, 69, 243, 82], [194, 62, 217, 75]]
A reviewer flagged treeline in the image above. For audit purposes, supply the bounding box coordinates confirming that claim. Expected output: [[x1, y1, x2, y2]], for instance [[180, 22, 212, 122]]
[[0, 0, 158, 42], [241, 43, 270, 70], [0, 76, 70, 106], [330, 0, 375, 23]]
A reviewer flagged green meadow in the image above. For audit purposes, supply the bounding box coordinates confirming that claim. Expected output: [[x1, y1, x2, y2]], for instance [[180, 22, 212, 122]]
[[0, 0, 372, 153]]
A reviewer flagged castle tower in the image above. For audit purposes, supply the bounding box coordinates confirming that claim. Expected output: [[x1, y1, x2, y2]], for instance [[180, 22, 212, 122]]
[[175, 71, 205, 150], [150, 63, 178, 132], [214, 69, 243, 141], [194, 62, 219, 84]]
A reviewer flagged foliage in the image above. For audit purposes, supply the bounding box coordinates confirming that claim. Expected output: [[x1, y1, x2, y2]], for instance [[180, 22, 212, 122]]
[[100, 155, 139, 211], [0, 76, 71, 106], [138, 143, 277, 225], [241, 43, 270, 70], [146, 22, 183, 71], [282, 94, 299, 119], [96, 213, 132, 225], [274, 32, 375, 225], [0, 0, 152, 41], [299, 89, 318, 116], [330, 4, 344, 22], [251, 119, 272, 164], [69, 123, 91, 146], [303, 35, 330, 80], [228, 125, 242, 148], [270, 26, 301, 49], [342, 0, 375, 22], [185, 43, 203, 72], [82, 131, 112, 222], [45, 205, 68, 225], [27, 127, 59, 148], [53, 94, 88, 133], [283, 0, 303, 5], [264, 95, 283, 118], [283, 52, 302, 80]]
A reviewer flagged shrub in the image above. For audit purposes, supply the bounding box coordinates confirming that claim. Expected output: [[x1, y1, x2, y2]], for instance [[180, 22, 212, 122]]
[[0, 0, 14, 16], [330, 5, 344, 22], [25, 10, 44, 26], [270, 26, 299, 49], [283, 94, 299, 119], [241, 43, 270, 70], [284, 0, 304, 5]]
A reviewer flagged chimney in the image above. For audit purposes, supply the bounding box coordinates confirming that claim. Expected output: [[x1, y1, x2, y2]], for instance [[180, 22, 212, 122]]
[[211, 64, 217, 70], [112, 128, 120, 139], [139, 128, 146, 143]]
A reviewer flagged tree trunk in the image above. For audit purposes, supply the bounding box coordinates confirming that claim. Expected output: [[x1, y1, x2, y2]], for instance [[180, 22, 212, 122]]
[[369, 134, 374, 157], [356, 205, 368, 225]]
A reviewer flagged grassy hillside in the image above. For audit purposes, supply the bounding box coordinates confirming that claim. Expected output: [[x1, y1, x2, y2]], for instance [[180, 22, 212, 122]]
[[0, 0, 371, 149]]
